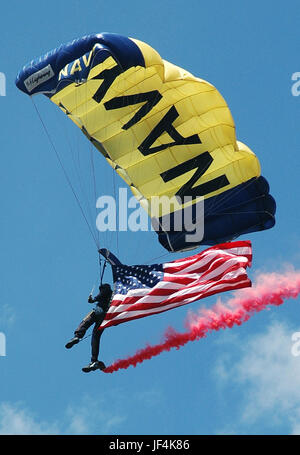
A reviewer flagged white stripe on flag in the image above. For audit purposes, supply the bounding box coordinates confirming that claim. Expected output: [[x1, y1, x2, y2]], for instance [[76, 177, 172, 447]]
[[101, 277, 250, 328], [100, 241, 252, 328], [105, 267, 248, 317]]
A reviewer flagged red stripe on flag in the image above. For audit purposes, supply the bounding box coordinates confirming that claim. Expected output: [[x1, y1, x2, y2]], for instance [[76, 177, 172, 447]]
[[100, 241, 252, 329]]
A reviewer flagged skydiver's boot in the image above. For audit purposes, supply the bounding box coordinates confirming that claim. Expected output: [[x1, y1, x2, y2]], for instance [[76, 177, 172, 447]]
[[82, 360, 106, 373], [65, 337, 80, 349]]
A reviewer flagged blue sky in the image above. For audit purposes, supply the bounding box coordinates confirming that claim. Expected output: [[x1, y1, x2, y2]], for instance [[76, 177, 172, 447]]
[[1, 0, 300, 436]]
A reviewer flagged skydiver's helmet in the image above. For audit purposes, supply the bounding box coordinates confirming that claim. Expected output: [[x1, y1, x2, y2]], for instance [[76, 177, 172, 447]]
[[99, 283, 112, 297]]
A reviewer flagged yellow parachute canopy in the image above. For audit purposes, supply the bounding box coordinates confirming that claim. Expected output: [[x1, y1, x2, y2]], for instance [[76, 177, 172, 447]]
[[16, 33, 275, 251]]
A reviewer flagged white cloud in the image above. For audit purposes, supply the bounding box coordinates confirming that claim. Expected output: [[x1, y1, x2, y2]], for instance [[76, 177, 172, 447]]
[[0, 304, 15, 328], [0, 402, 59, 435], [0, 396, 126, 435], [65, 395, 126, 435], [214, 320, 300, 434], [290, 408, 300, 435]]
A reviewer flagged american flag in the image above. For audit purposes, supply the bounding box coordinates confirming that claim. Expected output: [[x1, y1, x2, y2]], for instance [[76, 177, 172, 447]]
[[99, 241, 252, 329]]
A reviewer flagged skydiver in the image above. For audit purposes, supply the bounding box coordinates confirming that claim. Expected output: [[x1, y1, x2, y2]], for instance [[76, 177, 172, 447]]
[[65, 283, 113, 372]]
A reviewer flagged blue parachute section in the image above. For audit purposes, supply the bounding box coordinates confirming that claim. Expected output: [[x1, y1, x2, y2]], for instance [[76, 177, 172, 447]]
[[157, 176, 276, 252], [15, 33, 145, 96]]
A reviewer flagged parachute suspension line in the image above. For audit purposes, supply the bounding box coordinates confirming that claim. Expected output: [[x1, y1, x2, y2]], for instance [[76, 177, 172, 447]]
[[112, 168, 120, 258], [31, 98, 100, 250], [57, 102, 96, 241], [82, 77, 100, 250], [98, 251, 103, 281], [100, 255, 108, 285], [89, 145, 100, 248]]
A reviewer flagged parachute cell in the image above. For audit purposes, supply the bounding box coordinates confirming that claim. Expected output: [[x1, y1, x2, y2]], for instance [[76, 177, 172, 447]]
[[16, 33, 276, 251]]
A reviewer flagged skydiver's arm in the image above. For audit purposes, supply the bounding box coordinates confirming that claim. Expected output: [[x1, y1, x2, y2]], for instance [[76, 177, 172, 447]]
[[88, 292, 102, 303]]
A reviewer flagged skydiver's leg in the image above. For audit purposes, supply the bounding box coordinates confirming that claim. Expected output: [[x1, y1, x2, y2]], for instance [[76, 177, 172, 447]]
[[74, 310, 97, 339], [65, 310, 97, 349], [81, 307, 106, 371], [91, 324, 104, 362], [81, 325, 105, 371]]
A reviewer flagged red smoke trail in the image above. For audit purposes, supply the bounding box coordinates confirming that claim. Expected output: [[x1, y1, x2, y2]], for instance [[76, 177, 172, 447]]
[[103, 269, 300, 374]]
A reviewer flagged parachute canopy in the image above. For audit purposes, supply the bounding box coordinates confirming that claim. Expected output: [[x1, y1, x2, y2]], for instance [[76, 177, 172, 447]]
[[16, 33, 276, 252]]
